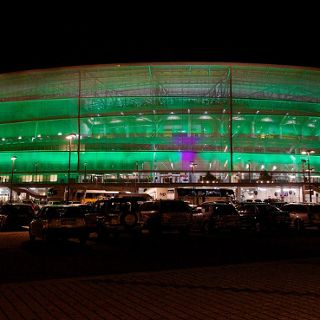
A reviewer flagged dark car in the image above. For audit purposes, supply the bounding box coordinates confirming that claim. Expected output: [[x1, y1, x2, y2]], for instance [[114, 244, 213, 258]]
[[93, 197, 146, 239], [235, 202, 291, 232], [193, 202, 241, 234], [0, 204, 35, 231], [263, 199, 288, 209], [281, 203, 320, 231], [139, 199, 193, 235], [29, 205, 89, 244]]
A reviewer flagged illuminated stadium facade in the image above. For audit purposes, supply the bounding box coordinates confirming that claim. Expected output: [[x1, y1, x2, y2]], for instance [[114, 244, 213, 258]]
[[0, 63, 320, 202]]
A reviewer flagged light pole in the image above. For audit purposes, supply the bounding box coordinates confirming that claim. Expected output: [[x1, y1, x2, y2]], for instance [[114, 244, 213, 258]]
[[84, 162, 87, 182], [302, 150, 315, 202], [246, 161, 251, 183], [136, 161, 140, 183], [34, 162, 38, 182], [66, 134, 77, 203], [9, 156, 17, 203]]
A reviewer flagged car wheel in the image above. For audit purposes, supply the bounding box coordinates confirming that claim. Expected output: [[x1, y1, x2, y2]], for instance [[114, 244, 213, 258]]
[[121, 213, 138, 227]]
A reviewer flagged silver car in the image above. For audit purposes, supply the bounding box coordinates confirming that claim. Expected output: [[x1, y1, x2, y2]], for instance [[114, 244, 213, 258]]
[[29, 205, 89, 244]]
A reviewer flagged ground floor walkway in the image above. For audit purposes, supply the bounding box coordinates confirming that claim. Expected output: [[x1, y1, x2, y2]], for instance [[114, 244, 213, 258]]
[[1, 257, 320, 319]]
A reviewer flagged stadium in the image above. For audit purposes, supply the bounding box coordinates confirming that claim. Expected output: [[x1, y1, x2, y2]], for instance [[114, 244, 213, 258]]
[[0, 63, 319, 203]]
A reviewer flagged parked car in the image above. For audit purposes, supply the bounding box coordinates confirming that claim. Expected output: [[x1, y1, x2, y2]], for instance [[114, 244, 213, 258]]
[[47, 200, 64, 206], [263, 199, 288, 209], [139, 200, 193, 235], [93, 198, 145, 239], [70, 203, 97, 233], [29, 205, 89, 244], [281, 203, 320, 231], [115, 193, 153, 201], [0, 204, 35, 231], [235, 202, 291, 232], [193, 202, 241, 234], [21, 199, 40, 212]]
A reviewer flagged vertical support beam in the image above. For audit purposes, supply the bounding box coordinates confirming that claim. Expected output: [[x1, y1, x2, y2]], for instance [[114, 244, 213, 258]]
[[229, 67, 233, 180], [308, 157, 312, 203], [67, 139, 72, 203], [302, 159, 306, 203], [77, 71, 82, 172]]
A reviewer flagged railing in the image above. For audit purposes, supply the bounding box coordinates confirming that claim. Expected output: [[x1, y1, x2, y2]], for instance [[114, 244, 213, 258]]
[[1, 171, 319, 186]]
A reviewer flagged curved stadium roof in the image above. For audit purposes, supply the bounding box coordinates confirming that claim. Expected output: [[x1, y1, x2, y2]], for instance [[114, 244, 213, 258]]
[[0, 63, 319, 180]]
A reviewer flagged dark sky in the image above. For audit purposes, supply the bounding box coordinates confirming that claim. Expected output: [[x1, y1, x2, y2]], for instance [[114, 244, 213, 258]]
[[1, 11, 319, 73]]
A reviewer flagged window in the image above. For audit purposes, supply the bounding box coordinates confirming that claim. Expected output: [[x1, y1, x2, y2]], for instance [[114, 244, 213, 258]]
[[215, 205, 233, 216], [242, 205, 256, 215], [49, 175, 57, 182], [34, 175, 44, 182], [140, 202, 158, 211], [0, 175, 9, 182], [22, 175, 33, 182]]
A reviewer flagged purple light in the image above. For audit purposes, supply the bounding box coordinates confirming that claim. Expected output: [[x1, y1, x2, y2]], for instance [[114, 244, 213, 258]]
[[181, 151, 196, 170], [173, 134, 199, 170], [173, 134, 200, 146]]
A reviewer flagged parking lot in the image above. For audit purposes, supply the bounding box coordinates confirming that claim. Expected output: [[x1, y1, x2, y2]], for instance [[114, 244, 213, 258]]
[[1, 228, 320, 285], [1, 230, 320, 319]]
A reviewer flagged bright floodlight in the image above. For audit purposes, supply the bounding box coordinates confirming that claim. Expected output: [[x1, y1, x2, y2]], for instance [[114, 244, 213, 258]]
[[66, 133, 77, 140], [302, 150, 315, 155]]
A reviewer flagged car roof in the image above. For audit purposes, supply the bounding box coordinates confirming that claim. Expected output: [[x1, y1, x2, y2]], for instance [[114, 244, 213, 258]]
[[201, 201, 232, 205], [41, 205, 72, 208], [2, 203, 34, 207]]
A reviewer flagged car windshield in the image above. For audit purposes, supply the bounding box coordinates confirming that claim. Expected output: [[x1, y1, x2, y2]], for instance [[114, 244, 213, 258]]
[[256, 204, 283, 214], [45, 206, 85, 219], [61, 207, 86, 218], [235, 204, 256, 215]]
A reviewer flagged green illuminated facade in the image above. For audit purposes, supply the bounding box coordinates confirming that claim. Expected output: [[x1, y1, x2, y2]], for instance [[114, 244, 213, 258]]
[[0, 63, 319, 184]]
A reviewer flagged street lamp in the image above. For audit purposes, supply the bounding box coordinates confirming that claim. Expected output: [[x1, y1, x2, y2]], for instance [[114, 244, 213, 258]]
[[66, 134, 77, 203], [9, 156, 17, 203], [302, 150, 315, 202]]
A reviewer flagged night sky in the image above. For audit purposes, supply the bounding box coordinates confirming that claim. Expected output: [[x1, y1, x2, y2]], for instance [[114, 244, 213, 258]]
[[1, 11, 319, 73]]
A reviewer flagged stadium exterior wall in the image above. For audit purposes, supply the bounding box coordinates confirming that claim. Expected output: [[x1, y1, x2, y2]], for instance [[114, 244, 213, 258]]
[[0, 63, 320, 187]]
